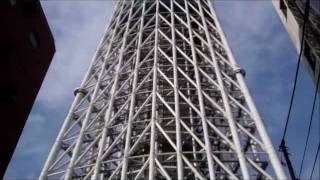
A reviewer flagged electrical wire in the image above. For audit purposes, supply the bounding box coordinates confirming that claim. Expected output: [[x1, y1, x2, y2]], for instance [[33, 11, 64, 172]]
[[278, 1, 310, 179], [281, 0, 310, 140], [309, 143, 320, 180], [298, 72, 320, 178]]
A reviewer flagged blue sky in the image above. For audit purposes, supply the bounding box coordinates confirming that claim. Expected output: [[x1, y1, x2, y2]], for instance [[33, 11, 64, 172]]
[[4, 1, 319, 179]]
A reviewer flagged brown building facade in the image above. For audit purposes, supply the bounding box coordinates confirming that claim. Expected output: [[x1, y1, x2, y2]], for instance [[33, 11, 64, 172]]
[[0, 0, 55, 177]]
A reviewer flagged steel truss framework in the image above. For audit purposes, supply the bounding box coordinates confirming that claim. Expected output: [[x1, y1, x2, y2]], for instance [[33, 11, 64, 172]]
[[40, 0, 287, 179]]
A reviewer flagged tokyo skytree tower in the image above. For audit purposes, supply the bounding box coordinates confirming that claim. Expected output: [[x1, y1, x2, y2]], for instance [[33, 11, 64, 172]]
[[40, 0, 287, 179]]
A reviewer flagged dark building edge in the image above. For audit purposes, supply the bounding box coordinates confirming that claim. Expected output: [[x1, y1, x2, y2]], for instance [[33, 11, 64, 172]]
[[0, 0, 55, 177]]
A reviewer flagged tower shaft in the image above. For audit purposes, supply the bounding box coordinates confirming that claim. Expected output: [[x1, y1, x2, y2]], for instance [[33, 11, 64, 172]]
[[40, 0, 287, 179]]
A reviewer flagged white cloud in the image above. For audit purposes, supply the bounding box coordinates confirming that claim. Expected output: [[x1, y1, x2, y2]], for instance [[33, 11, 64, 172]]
[[214, 1, 298, 128], [5, 2, 115, 178], [215, 2, 319, 175], [38, 1, 115, 109], [5, 1, 318, 179]]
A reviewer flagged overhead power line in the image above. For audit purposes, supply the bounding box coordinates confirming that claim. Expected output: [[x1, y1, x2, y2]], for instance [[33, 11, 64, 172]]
[[309, 143, 320, 180], [281, 0, 310, 141], [279, 0, 310, 180], [298, 72, 320, 178]]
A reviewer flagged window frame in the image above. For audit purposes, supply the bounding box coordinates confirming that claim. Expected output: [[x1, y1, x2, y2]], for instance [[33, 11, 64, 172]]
[[29, 31, 40, 50]]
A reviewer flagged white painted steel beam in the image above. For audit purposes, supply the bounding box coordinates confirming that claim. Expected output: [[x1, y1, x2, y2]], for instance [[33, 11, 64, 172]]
[[40, 0, 287, 179]]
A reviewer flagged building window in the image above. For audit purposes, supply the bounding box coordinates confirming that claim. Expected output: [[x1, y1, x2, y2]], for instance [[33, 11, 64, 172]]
[[304, 41, 315, 74], [9, 0, 17, 6], [280, 0, 288, 19], [0, 82, 16, 104], [23, 0, 38, 16], [29, 31, 39, 49], [0, 42, 11, 63]]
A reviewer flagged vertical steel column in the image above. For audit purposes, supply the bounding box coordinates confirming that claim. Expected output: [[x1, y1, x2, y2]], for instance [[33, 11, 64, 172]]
[[38, 3, 121, 178], [184, 1, 216, 179], [196, 0, 250, 179], [170, 0, 184, 179], [40, 1, 288, 179], [206, 0, 287, 179], [91, 1, 135, 179], [149, 1, 159, 179], [63, 1, 126, 178], [120, 1, 146, 179]]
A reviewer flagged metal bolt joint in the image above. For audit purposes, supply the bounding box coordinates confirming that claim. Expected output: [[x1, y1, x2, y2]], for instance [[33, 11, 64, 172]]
[[234, 65, 246, 77], [73, 87, 87, 96]]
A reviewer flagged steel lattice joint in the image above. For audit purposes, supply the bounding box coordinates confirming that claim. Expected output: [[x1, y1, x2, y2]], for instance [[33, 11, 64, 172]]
[[40, 0, 287, 179]]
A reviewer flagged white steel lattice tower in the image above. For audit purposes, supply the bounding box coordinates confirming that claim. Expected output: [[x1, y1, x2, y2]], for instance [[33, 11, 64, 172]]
[[40, 0, 287, 179]]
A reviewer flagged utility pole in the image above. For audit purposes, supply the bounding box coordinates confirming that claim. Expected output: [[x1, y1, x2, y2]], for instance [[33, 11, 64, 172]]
[[280, 139, 298, 180]]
